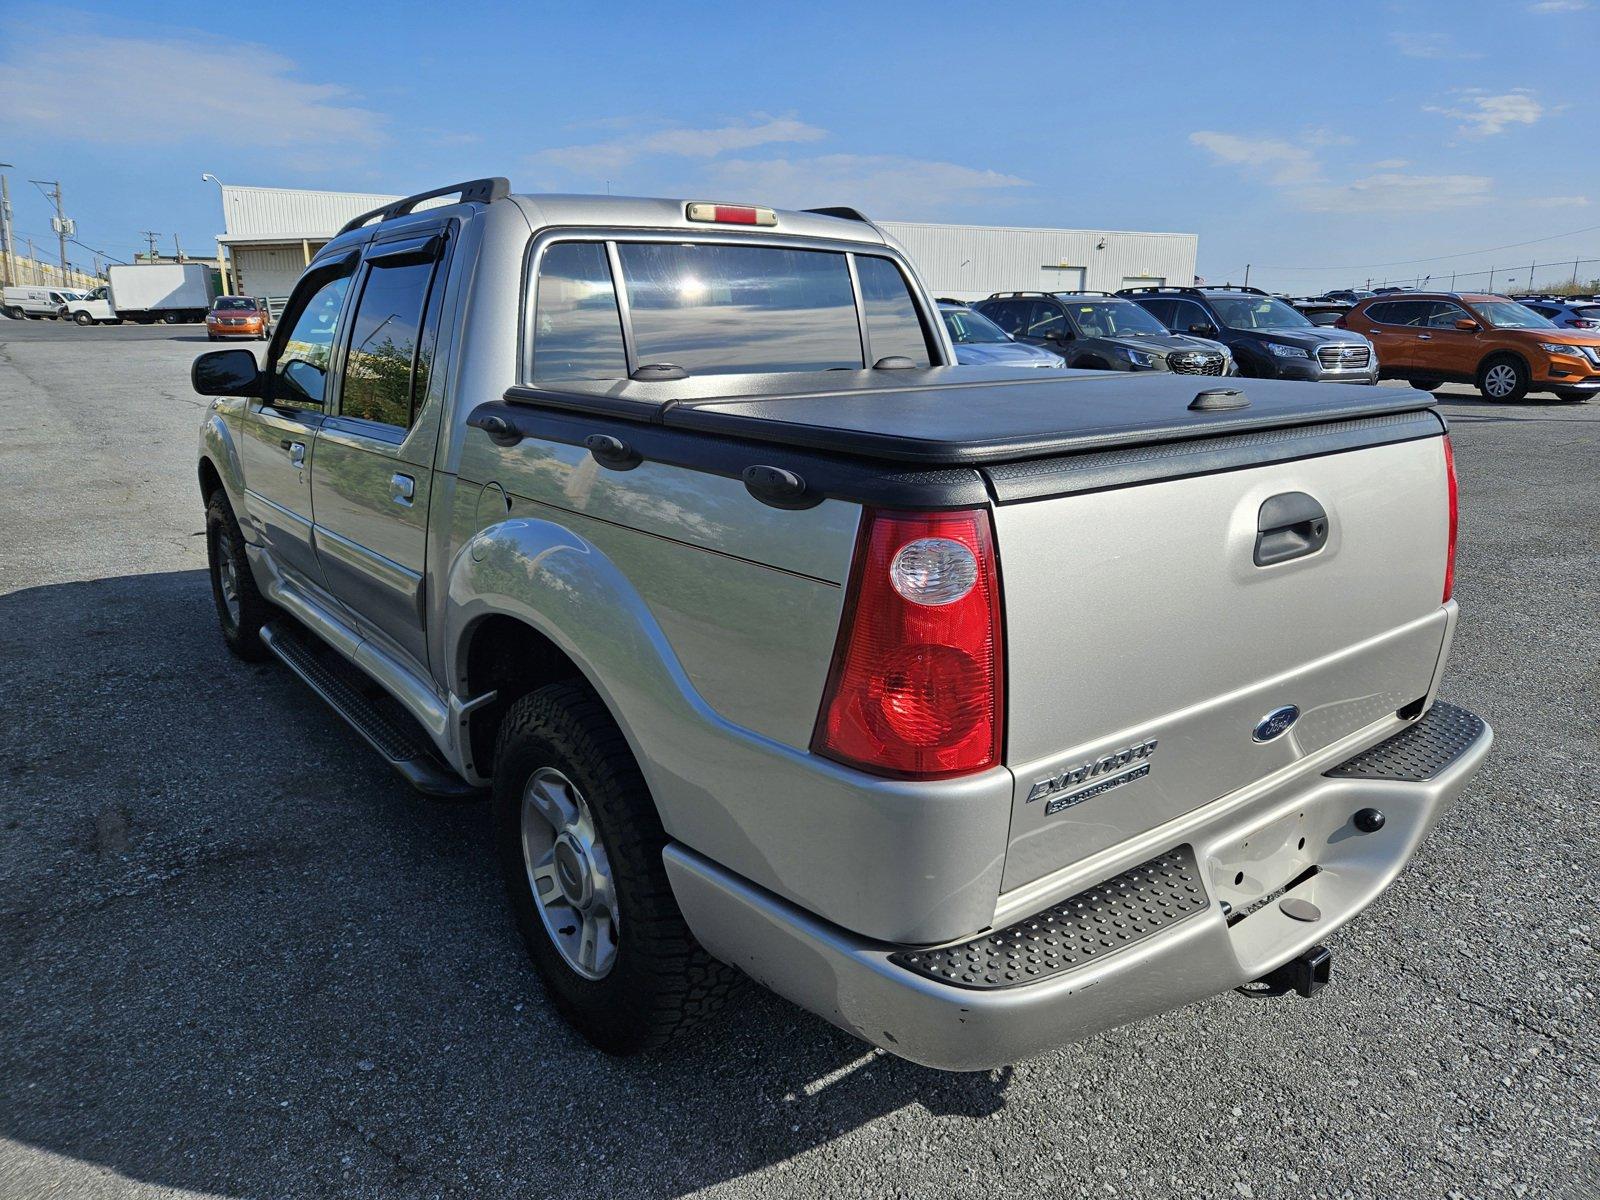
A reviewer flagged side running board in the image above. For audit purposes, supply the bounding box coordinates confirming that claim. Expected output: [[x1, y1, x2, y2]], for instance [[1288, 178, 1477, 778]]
[[260, 621, 481, 799]]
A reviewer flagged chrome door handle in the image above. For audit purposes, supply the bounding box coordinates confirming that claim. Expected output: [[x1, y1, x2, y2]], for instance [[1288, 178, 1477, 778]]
[[284, 440, 306, 467], [390, 473, 415, 506], [1416, 333, 1432, 340]]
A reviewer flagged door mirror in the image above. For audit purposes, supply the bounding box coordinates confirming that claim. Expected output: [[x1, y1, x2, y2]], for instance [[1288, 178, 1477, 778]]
[[1454, 317, 1480, 332], [192, 348, 262, 397], [1188, 322, 1217, 337]]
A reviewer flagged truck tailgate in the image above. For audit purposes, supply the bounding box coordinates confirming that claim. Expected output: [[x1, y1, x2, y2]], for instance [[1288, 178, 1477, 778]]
[[995, 432, 1453, 891]]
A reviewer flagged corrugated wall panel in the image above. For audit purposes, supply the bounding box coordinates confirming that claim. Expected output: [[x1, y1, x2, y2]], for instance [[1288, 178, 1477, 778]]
[[879, 221, 1197, 302], [221, 186, 401, 240]]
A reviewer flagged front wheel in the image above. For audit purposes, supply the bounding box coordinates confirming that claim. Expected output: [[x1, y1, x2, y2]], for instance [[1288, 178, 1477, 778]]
[[205, 492, 271, 661], [74, 311, 94, 326], [1477, 356, 1529, 403], [494, 683, 737, 1055], [1409, 376, 1442, 392]]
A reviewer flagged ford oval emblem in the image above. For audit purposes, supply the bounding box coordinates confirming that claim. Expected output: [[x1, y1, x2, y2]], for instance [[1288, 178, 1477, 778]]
[[1253, 705, 1300, 743]]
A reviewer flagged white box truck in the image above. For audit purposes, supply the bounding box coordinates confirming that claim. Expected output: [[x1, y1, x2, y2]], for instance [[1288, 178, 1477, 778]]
[[63, 263, 216, 325]]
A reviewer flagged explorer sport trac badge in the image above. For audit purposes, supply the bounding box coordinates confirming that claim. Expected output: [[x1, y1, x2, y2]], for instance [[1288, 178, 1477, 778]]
[[1027, 739, 1158, 816]]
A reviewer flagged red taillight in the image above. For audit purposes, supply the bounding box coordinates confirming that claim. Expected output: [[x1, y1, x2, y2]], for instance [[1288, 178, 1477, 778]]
[[813, 509, 1004, 779], [1442, 434, 1458, 603]]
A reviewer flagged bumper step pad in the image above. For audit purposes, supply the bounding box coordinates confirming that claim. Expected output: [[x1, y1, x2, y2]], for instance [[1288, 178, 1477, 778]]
[[260, 621, 479, 799], [890, 846, 1208, 990], [1325, 701, 1485, 782]]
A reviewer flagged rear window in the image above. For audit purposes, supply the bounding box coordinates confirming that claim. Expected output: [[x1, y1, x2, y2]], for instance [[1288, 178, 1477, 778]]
[[617, 242, 861, 375]]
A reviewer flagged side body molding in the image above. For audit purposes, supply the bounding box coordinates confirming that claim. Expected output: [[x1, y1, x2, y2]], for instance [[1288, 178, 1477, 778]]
[[443, 516, 1015, 945]]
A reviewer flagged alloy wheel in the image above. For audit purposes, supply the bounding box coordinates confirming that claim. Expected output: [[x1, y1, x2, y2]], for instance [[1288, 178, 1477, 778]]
[[520, 766, 619, 980]]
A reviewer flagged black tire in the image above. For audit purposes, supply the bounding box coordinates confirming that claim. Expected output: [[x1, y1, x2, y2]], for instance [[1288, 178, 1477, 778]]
[[1409, 377, 1442, 392], [73, 311, 93, 326], [1477, 355, 1529, 403], [494, 683, 737, 1055], [2, 306, 20, 320], [162, 310, 182, 325], [1552, 387, 1591, 403], [205, 491, 271, 661], [207, 333, 219, 342]]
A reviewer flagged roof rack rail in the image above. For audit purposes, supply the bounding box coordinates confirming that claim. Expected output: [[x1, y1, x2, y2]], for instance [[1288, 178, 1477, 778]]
[[1052, 289, 1122, 298], [934, 296, 966, 305], [1115, 283, 1267, 297], [337, 177, 512, 237]]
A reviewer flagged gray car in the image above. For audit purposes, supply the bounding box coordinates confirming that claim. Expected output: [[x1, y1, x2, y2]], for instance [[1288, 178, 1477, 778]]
[[1519, 296, 1600, 331], [975, 291, 1233, 375], [191, 179, 1490, 1071]]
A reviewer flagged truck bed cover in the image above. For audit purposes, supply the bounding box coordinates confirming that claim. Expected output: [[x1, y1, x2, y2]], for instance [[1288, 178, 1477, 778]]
[[501, 366, 1438, 466]]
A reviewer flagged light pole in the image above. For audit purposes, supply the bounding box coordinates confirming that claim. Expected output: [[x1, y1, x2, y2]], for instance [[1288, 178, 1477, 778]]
[[201, 173, 232, 294], [0, 162, 14, 288]]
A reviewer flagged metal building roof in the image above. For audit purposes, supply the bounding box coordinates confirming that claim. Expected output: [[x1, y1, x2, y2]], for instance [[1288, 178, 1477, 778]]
[[217, 184, 401, 244]]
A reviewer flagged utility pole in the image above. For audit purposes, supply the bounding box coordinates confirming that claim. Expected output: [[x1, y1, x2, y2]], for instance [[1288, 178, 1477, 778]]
[[0, 163, 13, 288], [31, 178, 70, 280], [1487, 266, 1495, 292], [140, 230, 159, 262], [25, 235, 35, 283]]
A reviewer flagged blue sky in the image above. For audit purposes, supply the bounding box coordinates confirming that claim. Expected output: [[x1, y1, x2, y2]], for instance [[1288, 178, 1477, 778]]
[[1, 0, 1595, 294]]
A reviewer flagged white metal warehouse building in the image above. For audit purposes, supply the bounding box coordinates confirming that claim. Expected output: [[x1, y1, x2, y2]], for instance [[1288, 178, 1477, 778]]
[[212, 184, 1197, 307]]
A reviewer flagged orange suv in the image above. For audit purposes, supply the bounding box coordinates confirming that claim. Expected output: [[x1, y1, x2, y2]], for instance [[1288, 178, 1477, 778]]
[[1342, 291, 1600, 402]]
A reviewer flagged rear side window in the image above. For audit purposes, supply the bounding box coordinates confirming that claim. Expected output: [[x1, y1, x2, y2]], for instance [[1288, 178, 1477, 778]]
[[856, 255, 931, 365], [1135, 297, 1176, 328], [532, 242, 628, 385], [339, 249, 441, 429], [980, 301, 1027, 335], [617, 242, 860, 375]]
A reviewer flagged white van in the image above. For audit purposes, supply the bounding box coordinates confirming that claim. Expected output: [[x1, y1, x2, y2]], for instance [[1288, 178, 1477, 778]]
[[2, 286, 77, 320]]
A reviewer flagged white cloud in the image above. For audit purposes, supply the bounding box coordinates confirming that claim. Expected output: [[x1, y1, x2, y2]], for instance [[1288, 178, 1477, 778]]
[[0, 28, 384, 152], [703, 155, 1030, 216], [1188, 132, 1321, 186], [1390, 31, 1481, 59], [1295, 173, 1493, 212], [537, 116, 826, 175], [1190, 130, 1492, 212], [1426, 89, 1547, 137], [1528, 0, 1589, 12], [1528, 194, 1592, 207]]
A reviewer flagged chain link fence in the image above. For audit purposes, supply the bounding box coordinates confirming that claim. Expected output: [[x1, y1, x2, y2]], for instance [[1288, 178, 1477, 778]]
[[1362, 257, 1600, 296]]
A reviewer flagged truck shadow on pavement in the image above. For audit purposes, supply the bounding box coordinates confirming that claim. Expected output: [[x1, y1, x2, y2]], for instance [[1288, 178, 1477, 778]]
[[0, 569, 1013, 1199]]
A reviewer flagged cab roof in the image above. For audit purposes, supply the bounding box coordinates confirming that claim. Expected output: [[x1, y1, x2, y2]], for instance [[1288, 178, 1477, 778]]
[[508, 194, 890, 246]]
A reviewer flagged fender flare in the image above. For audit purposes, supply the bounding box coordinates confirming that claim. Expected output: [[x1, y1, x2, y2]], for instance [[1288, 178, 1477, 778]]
[[197, 404, 248, 515], [443, 516, 772, 839]]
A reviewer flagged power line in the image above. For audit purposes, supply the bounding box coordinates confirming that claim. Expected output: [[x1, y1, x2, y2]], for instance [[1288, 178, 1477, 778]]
[[1256, 221, 1600, 273]]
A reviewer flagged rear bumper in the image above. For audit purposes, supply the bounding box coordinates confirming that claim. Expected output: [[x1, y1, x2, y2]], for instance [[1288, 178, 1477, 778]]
[[666, 702, 1491, 1071]]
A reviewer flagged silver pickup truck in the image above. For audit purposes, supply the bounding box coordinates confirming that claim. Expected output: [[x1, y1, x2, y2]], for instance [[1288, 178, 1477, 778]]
[[192, 179, 1492, 1071]]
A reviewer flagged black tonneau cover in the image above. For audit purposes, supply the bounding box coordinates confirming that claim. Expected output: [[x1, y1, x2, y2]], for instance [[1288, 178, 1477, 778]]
[[502, 365, 1435, 466]]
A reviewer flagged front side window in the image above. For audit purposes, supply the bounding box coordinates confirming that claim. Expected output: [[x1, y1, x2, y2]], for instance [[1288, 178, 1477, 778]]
[[1165, 298, 1212, 333], [338, 251, 440, 429], [532, 242, 628, 385], [273, 271, 351, 409], [1472, 300, 1552, 330], [617, 242, 860, 375], [1423, 302, 1472, 329], [856, 255, 930, 365], [1022, 301, 1066, 339], [1208, 295, 1312, 331]]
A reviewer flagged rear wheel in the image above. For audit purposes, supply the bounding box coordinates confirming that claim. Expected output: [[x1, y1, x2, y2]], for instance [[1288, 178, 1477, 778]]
[[1477, 355, 1528, 402], [1409, 376, 1442, 392], [205, 491, 271, 661], [2, 305, 20, 320], [162, 310, 182, 325], [494, 683, 737, 1055]]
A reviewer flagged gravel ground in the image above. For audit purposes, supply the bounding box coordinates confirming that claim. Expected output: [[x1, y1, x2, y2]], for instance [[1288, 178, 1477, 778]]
[[0, 320, 1595, 1200]]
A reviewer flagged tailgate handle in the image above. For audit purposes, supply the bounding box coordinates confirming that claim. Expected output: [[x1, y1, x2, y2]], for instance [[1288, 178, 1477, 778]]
[[1255, 492, 1328, 566]]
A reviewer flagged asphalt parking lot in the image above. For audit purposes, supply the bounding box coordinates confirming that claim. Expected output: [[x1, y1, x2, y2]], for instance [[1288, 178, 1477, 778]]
[[1, 320, 1596, 1200]]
